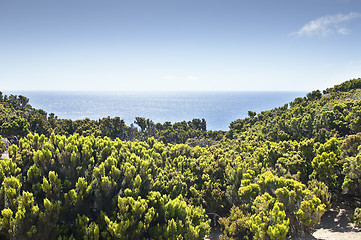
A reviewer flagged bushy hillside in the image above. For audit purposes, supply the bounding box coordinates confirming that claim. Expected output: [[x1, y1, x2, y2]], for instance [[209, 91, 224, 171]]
[[1, 78, 361, 239], [229, 78, 361, 142]]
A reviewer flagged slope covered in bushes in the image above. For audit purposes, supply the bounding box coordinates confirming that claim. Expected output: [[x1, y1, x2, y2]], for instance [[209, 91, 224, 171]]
[[1, 78, 361, 239]]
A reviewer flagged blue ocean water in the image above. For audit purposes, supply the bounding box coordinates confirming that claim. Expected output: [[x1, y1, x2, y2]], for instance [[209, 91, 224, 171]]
[[5, 91, 306, 131]]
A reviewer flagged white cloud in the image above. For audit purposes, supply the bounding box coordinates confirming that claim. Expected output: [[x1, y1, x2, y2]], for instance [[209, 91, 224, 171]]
[[337, 27, 349, 35], [292, 12, 361, 37]]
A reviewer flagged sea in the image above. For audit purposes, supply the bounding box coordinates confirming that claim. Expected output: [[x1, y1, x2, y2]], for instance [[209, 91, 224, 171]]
[[4, 91, 306, 131]]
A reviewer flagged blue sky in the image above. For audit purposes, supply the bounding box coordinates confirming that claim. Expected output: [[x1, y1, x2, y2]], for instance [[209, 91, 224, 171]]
[[1, 0, 361, 91]]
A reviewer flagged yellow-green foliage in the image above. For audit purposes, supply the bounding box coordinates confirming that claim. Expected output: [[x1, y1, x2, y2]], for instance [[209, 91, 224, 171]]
[[0, 133, 214, 239], [3, 79, 361, 239], [0, 131, 330, 239], [219, 206, 252, 239]]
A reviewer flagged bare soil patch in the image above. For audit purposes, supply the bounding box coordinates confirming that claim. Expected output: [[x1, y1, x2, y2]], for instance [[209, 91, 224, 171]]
[[310, 208, 361, 240], [206, 208, 361, 240]]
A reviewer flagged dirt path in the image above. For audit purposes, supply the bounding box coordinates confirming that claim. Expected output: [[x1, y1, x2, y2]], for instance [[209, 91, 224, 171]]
[[206, 208, 361, 240], [310, 209, 361, 240], [287, 208, 361, 240]]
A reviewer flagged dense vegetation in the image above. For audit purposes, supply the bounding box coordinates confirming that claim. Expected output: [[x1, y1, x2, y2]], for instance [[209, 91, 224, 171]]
[[1, 78, 361, 239]]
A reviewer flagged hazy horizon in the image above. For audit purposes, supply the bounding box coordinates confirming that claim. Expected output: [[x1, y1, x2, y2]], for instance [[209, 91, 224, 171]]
[[2, 89, 308, 94], [0, 91, 306, 131]]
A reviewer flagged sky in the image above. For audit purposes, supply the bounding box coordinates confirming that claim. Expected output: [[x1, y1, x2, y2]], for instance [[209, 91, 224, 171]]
[[1, 0, 361, 92]]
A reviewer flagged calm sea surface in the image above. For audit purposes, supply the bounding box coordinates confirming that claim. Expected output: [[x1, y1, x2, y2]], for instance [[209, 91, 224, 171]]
[[5, 91, 306, 131]]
